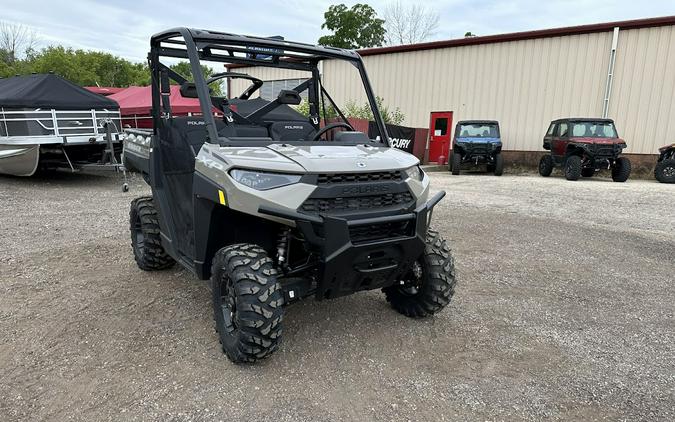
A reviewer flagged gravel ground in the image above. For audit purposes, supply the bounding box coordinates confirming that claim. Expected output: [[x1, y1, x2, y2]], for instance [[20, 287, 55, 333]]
[[0, 170, 673, 421]]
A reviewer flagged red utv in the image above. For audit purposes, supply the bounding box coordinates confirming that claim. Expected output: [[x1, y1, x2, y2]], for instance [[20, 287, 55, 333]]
[[655, 144, 675, 183], [538, 118, 631, 182]]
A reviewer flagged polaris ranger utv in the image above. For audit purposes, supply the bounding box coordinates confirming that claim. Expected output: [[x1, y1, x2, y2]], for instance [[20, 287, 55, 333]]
[[655, 143, 675, 183], [538, 118, 631, 182], [127, 28, 456, 363], [450, 120, 503, 176]]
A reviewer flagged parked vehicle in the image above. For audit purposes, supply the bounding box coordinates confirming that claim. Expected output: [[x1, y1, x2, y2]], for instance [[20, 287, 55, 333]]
[[127, 28, 457, 363], [538, 118, 631, 182], [0, 74, 123, 176], [450, 120, 503, 176], [655, 143, 675, 183]]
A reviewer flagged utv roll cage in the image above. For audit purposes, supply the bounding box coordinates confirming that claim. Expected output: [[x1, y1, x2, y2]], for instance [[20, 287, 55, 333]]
[[148, 28, 390, 146]]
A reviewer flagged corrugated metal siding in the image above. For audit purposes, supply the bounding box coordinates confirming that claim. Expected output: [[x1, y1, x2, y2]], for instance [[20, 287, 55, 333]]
[[609, 25, 675, 154], [230, 24, 675, 154]]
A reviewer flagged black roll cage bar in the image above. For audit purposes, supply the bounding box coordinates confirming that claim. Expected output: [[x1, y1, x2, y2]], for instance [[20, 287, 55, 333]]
[[148, 27, 390, 146]]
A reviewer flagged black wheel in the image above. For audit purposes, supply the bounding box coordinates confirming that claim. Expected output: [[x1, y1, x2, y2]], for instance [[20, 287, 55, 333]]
[[211, 244, 284, 363], [129, 197, 175, 271], [539, 155, 553, 177], [581, 167, 595, 178], [383, 229, 456, 318], [451, 152, 462, 175], [493, 153, 504, 176], [565, 155, 582, 181], [654, 159, 675, 183], [122, 183, 129, 192], [612, 157, 631, 182]]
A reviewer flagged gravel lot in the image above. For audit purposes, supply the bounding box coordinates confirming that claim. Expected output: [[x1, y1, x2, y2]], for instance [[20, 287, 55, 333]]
[[1, 170, 674, 421]]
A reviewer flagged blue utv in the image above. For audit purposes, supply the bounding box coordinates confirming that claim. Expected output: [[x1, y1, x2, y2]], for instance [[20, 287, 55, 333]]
[[450, 120, 503, 176]]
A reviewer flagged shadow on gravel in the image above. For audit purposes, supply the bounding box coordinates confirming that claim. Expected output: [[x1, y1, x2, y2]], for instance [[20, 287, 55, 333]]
[[0, 169, 136, 189]]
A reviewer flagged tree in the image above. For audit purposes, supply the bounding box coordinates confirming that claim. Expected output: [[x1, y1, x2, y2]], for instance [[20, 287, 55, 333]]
[[0, 46, 151, 87], [0, 21, 38, 64], [383, 1, 439, 45], [318, 4, 386, 49], [27, 46, 150, 87], [464, 32, 477, 37]]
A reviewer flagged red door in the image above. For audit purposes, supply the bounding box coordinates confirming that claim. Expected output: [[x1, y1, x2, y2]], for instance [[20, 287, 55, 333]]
[[428, 111, 453, 164]]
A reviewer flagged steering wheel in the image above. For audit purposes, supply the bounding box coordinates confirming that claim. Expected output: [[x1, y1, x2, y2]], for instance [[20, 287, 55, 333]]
[[311, 122, 355, 142]]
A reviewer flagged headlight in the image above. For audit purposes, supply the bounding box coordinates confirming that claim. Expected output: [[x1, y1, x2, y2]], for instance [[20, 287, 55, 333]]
[[229, 169, 302, 190], [405, 165, 424, 181]]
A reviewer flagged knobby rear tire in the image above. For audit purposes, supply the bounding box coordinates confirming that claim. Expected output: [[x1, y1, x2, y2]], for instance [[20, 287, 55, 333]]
[[539, 155, 553, 177], [129, 196, 175, 271], [655, 159, 675, 183]]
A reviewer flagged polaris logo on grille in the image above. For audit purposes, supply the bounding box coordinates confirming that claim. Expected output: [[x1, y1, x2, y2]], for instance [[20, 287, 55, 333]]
[[341, 185, 391, 195], [284, 125, 304, 130]]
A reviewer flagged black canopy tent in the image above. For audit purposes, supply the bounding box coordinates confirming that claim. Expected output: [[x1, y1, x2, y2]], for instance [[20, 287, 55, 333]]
[[0, 73, 119, 110]]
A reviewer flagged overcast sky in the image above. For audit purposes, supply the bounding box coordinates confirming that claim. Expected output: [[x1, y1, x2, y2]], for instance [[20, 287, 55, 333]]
[[2, 0, 675, 62]]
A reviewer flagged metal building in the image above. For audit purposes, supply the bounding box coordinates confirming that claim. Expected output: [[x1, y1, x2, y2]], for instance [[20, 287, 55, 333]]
[[229, 16, 675, 165]]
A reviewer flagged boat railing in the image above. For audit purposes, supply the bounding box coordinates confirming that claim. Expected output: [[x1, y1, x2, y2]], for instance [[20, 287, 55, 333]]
[[0, 107, 122, 137]]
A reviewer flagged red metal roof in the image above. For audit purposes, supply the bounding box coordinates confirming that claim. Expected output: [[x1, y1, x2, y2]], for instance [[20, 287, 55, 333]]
[[357, 15, 675, 57]]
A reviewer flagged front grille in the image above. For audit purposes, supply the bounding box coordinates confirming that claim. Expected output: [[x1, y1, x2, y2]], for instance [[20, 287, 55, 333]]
[[467, 144, 489, 154], [317, 171, 403, 185], [589, 144, 622, 158], [300, 192, 414, 214], [349, 220, 413, 243]]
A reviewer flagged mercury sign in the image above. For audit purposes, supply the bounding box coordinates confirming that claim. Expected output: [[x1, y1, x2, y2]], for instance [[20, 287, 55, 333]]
[[368, 121, 416, 154]]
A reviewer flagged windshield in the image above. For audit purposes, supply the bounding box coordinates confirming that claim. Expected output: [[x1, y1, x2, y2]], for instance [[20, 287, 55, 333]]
[[457, 123, 499, 138], [571, 122, 617, 138]]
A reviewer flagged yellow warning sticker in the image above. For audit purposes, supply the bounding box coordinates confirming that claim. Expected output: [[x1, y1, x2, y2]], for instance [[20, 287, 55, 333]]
[[218, 190, 227, 205]]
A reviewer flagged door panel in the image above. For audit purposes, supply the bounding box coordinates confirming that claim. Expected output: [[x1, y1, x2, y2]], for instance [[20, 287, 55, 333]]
[[552, 122, 568, 157], [428, 111, 452, 164]]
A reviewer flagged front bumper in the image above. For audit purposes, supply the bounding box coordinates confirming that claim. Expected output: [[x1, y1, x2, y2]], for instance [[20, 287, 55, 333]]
[[455, 141, 502, 160], [581, 143, 626, 160], [259, 191, 445, 300]]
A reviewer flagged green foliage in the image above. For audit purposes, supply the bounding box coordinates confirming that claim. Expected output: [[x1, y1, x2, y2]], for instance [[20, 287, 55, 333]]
[[318, 4, 386, 49], [344, 96, 405, 125], [296, 96, 405, 125], [0, 46, 150, 87], [295, 99, 338, 120]]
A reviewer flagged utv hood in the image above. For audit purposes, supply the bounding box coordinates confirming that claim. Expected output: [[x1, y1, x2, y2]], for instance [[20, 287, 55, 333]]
[[206, 143, 419, 173], [659, 143, 675, 153], [266, 144, 418, 172], [570, 137, 626, 145]]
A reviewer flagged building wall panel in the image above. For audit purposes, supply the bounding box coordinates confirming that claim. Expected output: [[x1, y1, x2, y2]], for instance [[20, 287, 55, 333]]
[[230, 24, 675, 154]]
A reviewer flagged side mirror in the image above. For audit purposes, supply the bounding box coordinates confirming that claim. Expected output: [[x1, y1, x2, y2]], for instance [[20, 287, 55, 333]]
[[277, 89, 301, 105]]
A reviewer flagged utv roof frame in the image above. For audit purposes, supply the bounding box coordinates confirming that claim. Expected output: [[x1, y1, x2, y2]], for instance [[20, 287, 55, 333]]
[[456, 120, 499, 125], [551, 118, 615, 123], [149, 27, 389, 146]]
